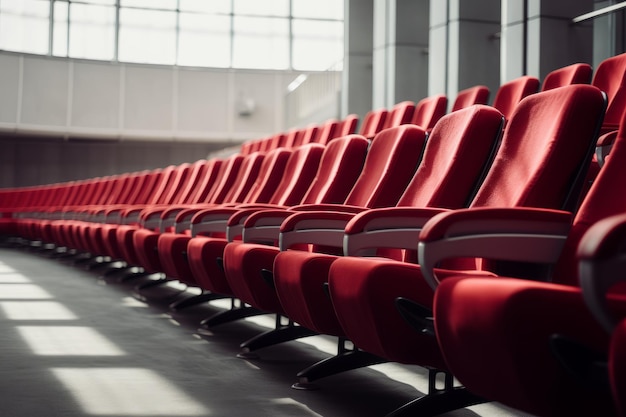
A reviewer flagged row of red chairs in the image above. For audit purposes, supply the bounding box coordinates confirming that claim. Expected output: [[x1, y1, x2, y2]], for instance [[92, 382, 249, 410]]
[[2, 53, 626, 417]]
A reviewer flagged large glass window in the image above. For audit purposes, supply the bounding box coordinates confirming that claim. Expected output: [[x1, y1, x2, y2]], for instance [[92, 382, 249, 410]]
[[120, 0, 176, 10], [292, 19, 343, 70], [0, 0, 49, 55], [68, 3, 116, 60], [233, 0, 288, 17], [292, 0, 344, 20], [233, 16, 290, 70], [118, 7, 176, 65], [178, 12, 231, 68], [52, 1, 68, 56], [0, 0, 344, 71], [179, 0, 231, 15]]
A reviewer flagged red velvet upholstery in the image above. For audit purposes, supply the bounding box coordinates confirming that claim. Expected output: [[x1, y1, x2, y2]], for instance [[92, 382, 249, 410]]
[[183, 143, 330, 295], [592, 52, 626, 133], [271, 106, 503, 341], [426, 93, 626, 417], [358, 108, 388, 138], [223, 124, 436, 317], [451, 85, 490, 111], [190, 137, 371, 297], [381, 101, 415, 130], [541, 63, 592, 91], [131, 153, 267, 274], [491, 75, 539, 121], [337, 114, 359, 137], [324, 85, 605, 382], [313, 119, 339, 145], [410, 94, 447, 132], [568, 54, 626, 212], [113, 154, 246, 270], [152, 148, 293, 280]]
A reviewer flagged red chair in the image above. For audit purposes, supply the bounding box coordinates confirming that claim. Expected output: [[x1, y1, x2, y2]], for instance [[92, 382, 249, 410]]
[[110, 154, 247, 272], [401, 89, 626, 417], [131, 151, 271, 276], [203, 125, 428, 328], [153, 143, 327, 304], [337, 114, 359, 137], [292, 124, 320, 147], [228, 105, 503, 357], [165, 136, 369, 312], [491, 75, 539, 121], [316, 85, 605, 415], [578, 213, 626, 417], [578, 53, 626, 205], [357, 108, 388, 138], [451, 85, 490, 111], [410, 94, 447, 132], [313, 119, 340, 145], [541, 62, 593, 91], [381, 101, 416, 130]]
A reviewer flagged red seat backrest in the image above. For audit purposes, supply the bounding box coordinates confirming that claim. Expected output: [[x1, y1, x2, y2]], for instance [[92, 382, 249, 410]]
[[382, 101, 416, 130], [203, 155, 244, 205], [553, 108, 626, 285], [541, 63, 593, 91], [452, 85, 490, 112], [240, 148, 293, 204], [592, 52, 626, 131], [267, 144, 326, 207], [411, 94, 448, 131], [343, 125, 427, 208], [470, 84, 606, 213], [183, 160, 222, 204], [301, 135, 370, 205], [358, 108, 389, 138], [314, 119, 340, 145], [337, 114, 359, 137], [492, 75, 540, 121], [219, 152, 266, 205], [398, 105, 504, 209]]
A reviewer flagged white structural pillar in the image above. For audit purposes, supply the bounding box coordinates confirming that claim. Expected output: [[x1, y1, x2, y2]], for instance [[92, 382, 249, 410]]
[[342, 0, 375, 119], [429, 0, 501, 105], [372, 0, 430, 109], [501, 0, 593, 82]]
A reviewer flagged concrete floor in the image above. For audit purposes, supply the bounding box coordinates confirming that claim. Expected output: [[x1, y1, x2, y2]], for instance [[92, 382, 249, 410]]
[[0, 245, 534, 417]]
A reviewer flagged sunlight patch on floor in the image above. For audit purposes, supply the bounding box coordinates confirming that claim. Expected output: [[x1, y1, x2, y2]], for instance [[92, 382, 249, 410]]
[[51, 368, 210, 415], [0, 263, 17, 273], [0, 273, 30, 283], [0, 283, 52, 299], [16, 326, 126, 356], [0, 301, 77, 320]]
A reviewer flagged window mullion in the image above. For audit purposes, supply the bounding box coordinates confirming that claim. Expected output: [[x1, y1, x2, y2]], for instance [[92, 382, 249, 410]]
[[48, 0, 53, 55], [114, 0, 119, 61]]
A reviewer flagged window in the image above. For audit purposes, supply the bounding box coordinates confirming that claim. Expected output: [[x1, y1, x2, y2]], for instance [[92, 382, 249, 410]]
[[0, 0, 49, 55], [292, 0, 343, 20], [178, 12, 231, 68], [119, 7, 176, 65], [120, 0, 176, 10], [179, 0, 231, 15], [52, 1, 68, 56], [233, 0, 289, 17], [0, 0, 344, 71], [233, 16, 290, 70], [69, 3, 116, 60], [292, 19, 343, 70]]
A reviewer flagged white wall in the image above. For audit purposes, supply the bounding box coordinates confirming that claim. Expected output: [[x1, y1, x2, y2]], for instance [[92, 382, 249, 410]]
[[0, 51, 299, 144]]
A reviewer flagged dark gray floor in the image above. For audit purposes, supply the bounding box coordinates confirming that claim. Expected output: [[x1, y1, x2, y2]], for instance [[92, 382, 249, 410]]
[[0, 245, 533, 417]]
